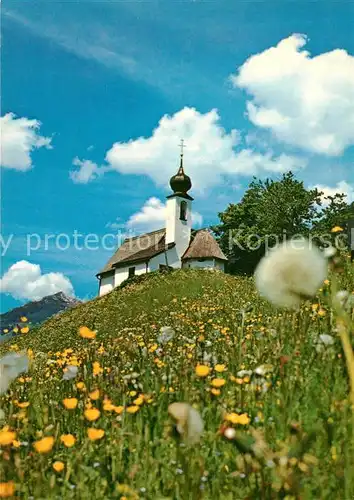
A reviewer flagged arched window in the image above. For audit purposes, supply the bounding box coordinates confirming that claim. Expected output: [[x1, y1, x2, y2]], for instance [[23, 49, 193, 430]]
[[180, 200, 187, 221]]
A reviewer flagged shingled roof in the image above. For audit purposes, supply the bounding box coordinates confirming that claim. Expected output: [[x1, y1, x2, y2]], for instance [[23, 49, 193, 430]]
[[182, 229, 228, 261], [97, 228, 175, 277]]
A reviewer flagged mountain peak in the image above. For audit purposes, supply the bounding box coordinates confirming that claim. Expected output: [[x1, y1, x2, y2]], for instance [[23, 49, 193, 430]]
[[0, 292, 82, 331]]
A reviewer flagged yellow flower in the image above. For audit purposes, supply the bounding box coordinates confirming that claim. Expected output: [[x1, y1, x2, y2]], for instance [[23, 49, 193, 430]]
[[114, 405, 124, 415], [34, 436, 55, 453], [133, 396, 144, 406], [53, 461, 65, 472], [87, 428, 105, 441], [76, 382, 86, 390], [0, 481, 15, 498], [3, 329, 8, 334], [225, 412, 250, 425], [318, 309, 326, 317], [195, 365, 210, 377], [149, 343, 158, 353], [60, 434, 76, 448], [63, 398, 78, 410], [103, 402, 115, 411], [16, 402, 30, 409], [211, 388, 221, 396], [89, 389, 100, 400], [0, 430, 16, 446], [214, 364, 226, 373], [84, 408, 100, 421], [331, 226, 343, 233], [21, 327, 29, 334], [93, 362, 103, 376], [79, 326, 96, 339], [12, 328, 19, 334], [116, 484, 138, 499], [126, 405, 140, 414], [20, 316, 28, 322], [210, 378, 226, 388]]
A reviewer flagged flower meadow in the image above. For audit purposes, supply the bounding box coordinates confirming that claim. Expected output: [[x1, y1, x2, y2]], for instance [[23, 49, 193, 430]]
[[1, 250, 354, 499]]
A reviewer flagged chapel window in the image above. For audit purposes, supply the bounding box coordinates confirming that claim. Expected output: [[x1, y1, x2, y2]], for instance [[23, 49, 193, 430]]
[[180, 201, 187, 221]]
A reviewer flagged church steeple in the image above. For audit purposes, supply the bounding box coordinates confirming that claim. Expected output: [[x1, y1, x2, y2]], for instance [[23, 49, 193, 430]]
[[168, 140, 193, 200], [165, 140, 193, 249]]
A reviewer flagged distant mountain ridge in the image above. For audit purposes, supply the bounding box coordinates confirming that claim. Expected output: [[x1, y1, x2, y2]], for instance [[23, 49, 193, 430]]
[[0, 292, 81, 331]]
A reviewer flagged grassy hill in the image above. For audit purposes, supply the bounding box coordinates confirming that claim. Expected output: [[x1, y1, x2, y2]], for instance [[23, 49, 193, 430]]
[[1, 268, 354, 499], [3, 269, 266, 353]]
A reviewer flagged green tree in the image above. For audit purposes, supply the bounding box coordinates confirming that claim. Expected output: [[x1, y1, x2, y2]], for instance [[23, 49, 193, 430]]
[[213, 172, 323, 274], [313, 194, 354, 234], [312, 195, 354, 254]]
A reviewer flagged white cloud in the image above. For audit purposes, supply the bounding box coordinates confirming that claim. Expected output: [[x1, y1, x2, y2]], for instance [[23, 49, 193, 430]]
[[0, 260, 74, 301], [126, 197, 167, 232], [313, 181, 354, 204], [105, 107, 306, 191], [70, 157, 102, 184], [231, 34, 354, 156], [0, 113, 52, 171]]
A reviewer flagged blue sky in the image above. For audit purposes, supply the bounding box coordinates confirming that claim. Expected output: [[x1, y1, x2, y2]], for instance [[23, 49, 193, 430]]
[[1, 0, 354, 313]]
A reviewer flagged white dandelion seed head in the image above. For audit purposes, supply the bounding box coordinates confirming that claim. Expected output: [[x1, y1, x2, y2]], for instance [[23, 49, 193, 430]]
[[254, 364, 273, 376], [202, 352, 218, 365], [168, 402, 204, 445], [157, 326, 175, 344], [255, 239, 328, 308], [319, 334, 335, 345], [236, 370, 253, 378], [224, 427, 236, 440], [336, 290, 349, 306], [0, 352, 29, 394], [315, 333, 335, 352], [62, 365, 79, 381], [323, 246, 337, 258]]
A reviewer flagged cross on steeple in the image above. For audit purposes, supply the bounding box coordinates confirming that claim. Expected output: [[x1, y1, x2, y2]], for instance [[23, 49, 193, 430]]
[[178, 138, 186, 156]]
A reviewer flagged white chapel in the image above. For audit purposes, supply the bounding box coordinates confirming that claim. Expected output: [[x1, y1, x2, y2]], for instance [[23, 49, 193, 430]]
[[97, 149, 228, 296]]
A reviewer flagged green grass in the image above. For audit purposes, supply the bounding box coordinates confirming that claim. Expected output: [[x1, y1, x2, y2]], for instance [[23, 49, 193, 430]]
[[0, 267, 354, 499]]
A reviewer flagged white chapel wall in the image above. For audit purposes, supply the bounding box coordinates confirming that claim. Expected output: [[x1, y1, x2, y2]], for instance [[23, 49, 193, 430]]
[[165, 196, 192, 260], [99, 274, 114, 296], [183, 259, 216, 270], [114, 262, 147, 287]]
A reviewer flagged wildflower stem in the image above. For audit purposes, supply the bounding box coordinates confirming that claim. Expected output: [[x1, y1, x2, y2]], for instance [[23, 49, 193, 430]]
[[331, 278, 354, 407], [337, 321, 354, 406]]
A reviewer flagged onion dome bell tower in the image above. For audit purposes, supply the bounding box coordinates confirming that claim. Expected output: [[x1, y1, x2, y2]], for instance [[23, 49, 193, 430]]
[[165, 140, 193, 251], [168, 140, 193, 201], [169, 156, 193, 200]]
